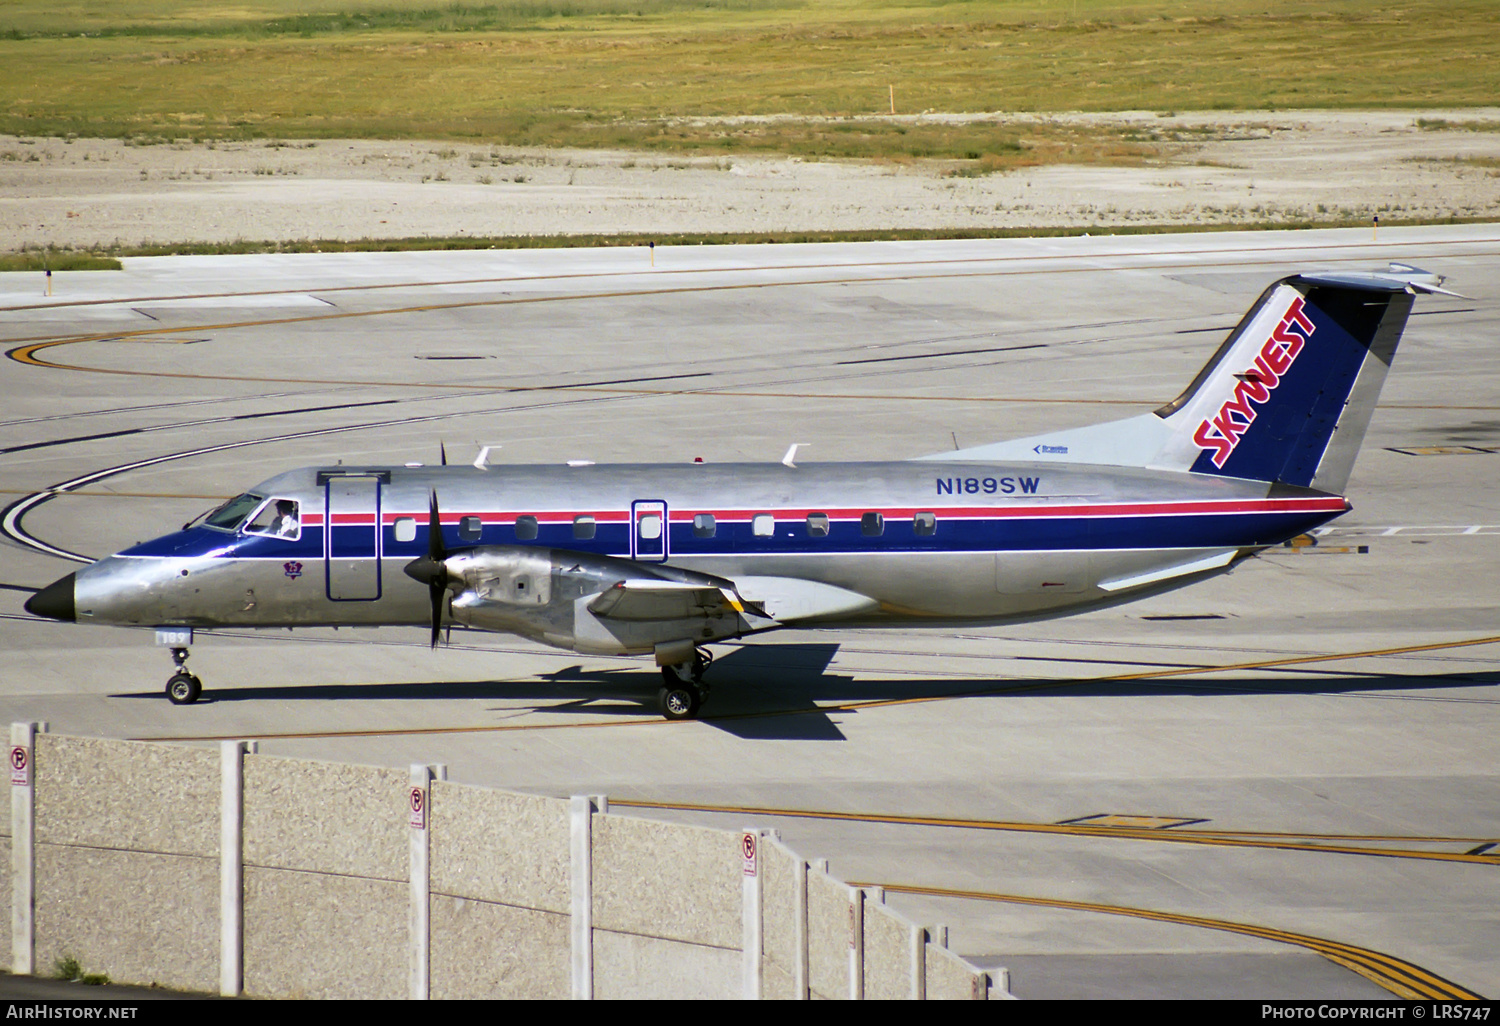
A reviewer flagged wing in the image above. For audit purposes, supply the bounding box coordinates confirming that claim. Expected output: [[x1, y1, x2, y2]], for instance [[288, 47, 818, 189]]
[[588, 579, 746, 621], [588, 575, 879, 625], [724, 576, 878, 623], [425, 543, 880, 657]]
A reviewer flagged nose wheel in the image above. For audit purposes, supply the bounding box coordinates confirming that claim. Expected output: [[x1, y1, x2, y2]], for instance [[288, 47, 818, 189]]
[[165, 648, 203, 705], [657, 647, 712, 720]]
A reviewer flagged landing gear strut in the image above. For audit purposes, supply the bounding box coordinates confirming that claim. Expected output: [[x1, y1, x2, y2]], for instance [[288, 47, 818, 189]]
[[658, 647, 713, 720], [165, 647, 202, 705]]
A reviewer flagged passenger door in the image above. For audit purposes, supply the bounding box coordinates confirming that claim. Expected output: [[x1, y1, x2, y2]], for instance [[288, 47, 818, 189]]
[[322, 472, 386, 600]]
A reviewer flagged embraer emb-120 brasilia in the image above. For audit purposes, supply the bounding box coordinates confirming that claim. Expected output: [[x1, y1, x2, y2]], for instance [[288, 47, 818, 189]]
[[26, 265, 1455, 719]]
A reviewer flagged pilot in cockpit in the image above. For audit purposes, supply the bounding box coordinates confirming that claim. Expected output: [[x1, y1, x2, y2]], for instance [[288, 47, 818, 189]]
[[268, 499, 299, 538]]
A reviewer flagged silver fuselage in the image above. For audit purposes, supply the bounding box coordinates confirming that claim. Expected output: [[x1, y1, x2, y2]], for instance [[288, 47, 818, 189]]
[[68, 458, 1346, 651]]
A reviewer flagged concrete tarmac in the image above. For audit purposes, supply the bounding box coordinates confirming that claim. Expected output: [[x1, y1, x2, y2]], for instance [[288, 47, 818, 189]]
[[1, 226, 1497, 1000]]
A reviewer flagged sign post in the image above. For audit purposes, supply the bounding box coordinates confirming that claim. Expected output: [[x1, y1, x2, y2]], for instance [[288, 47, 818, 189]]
[[409, 765, 433, 1000], [10, 722, 45, 975], [741, 829, 762, 999]]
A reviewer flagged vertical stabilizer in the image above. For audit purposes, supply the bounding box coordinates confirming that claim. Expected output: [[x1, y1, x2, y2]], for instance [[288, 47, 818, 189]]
[[1153, 273, 1415, 490], [925, 267, 1445, 491]]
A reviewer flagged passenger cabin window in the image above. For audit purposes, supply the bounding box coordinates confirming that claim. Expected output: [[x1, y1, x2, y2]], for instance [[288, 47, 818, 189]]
[[394, 517, 417, 543], [751, 514, 775, 538], [573, 516, 596, 540], [913, 511, 937, 536], [860, 512, 884, 537], [458, 516, 483, 542], [243, 498, 301, 541], [514, 516, 538, 541], [806, 513, 830, 538], [692, 514, 716, 539], [638, 514, 662, 540]]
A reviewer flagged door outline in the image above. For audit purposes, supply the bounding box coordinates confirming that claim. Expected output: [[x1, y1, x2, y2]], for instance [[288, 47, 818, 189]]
[[631, 500, 669, 562], [324, 474, 383, 601]]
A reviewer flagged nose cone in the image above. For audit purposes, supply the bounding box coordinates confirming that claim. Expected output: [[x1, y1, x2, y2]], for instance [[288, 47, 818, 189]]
[[24, 572, 75, 622]]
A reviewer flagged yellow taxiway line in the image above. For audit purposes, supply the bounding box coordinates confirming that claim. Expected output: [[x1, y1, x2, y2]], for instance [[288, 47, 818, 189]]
[[860, 881, 1484, 1001]]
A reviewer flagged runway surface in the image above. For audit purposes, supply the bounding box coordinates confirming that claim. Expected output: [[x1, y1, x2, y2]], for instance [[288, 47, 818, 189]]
[[2, 226, 1497, 1000]]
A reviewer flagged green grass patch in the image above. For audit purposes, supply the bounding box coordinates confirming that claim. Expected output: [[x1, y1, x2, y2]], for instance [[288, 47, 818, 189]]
[[0, 249, 123, 271], [1416, 117, 1500, 132], [2, 214, 1482, 263], [545, 117, 1156, 168], [0, 0, 808, 39], [7, 216, 1499, 272], [0, 1, 1496, 154], [52, 954, 110, 986], [1409, 155, 1500, 170]]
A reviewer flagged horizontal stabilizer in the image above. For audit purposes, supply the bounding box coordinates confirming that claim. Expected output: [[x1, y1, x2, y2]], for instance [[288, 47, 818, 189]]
[[1098, 549, 1238, 592]]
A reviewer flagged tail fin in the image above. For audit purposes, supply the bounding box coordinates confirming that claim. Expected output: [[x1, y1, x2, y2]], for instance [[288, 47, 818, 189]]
[[926, 266, 1450, 491]]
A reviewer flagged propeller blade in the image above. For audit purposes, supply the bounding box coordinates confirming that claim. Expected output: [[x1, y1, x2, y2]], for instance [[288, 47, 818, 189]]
[[427, 489, 445, 563], [402, 491, 449, 585], [429, 490, 446, 646], [398, 490, 450, 648], [430, 579, 445, 648]]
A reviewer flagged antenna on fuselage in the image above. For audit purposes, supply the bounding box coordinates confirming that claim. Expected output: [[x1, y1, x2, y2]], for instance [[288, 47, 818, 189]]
[[439, 441, 448, 466], [782, 443, 809, 468], [473, 445, 497, 470]]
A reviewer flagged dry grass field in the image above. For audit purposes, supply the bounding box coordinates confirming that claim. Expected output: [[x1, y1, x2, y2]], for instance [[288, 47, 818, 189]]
[[2, 1, 1497, 162], [3, 3, 1497, 257]]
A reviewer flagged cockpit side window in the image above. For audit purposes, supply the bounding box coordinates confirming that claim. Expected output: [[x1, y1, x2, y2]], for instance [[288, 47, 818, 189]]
[[200, 493, 265, 532], [243, 497, 301, 541]]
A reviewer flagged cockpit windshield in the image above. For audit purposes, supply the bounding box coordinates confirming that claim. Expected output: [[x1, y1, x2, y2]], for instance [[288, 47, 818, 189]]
[[195, 493, 265, 532]]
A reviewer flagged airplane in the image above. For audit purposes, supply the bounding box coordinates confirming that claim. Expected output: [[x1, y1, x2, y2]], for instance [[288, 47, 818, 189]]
[[23, 264, 1455, 719]]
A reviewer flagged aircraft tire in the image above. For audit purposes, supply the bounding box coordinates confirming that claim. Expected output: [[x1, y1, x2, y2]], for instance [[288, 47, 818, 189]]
[[166, 672, 202, 705], [658, 681, 702, 720]]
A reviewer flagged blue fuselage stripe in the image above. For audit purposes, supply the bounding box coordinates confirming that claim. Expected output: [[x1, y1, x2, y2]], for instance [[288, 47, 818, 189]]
[[121, 508, 1336, 563]]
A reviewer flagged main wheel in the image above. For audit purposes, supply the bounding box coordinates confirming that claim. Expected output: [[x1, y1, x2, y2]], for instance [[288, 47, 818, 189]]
[[166, 672, 202, 705], [658, 682, 702, 720]]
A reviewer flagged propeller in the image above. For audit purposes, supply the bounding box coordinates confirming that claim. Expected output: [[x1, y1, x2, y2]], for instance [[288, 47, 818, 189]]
[[402, 490, 449, 647]]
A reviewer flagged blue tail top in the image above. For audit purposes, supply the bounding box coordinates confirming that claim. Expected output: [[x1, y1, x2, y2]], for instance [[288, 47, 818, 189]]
[[1159, 274, 1415, 489], [922, 266, 1448, 493]]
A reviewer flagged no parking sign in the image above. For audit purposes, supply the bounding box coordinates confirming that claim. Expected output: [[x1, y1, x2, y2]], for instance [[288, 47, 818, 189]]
[[10, 746, 29, 786]]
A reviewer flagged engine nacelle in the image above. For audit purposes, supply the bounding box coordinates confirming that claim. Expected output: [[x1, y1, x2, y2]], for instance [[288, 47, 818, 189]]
[[440, 546, 769, 656]]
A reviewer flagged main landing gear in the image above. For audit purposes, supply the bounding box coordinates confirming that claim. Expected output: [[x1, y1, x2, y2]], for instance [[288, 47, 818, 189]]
[[658, 647, 713, 721], [165, 647, 202, 705]]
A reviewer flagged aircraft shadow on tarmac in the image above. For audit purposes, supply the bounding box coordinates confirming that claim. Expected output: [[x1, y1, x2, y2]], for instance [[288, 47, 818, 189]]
[[110, 643, 1499, 743]]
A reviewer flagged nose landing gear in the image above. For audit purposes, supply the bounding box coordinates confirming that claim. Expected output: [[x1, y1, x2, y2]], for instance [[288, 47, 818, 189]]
[[658, 647, 713, 720], [165, 647, 202, 705]]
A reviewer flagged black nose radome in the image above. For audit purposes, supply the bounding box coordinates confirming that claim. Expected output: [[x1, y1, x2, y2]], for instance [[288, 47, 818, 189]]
[[24, 572, 75, 622]]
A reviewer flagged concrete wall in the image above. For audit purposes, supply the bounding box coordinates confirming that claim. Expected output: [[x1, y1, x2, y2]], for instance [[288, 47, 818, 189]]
[[592, 815, 743, 999], [33, 734, 219, 993], [242, 755, 409, 999], [760, 837, 804, 1000], [592, 815, 741, 948], [863, 892, 914, 1000], [429, 782, 570, 999], [807, 864, 856, 999], [0, 835, 11, 972], [928, 940, 991, 1000], [8, 729, 1006, 1000]]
